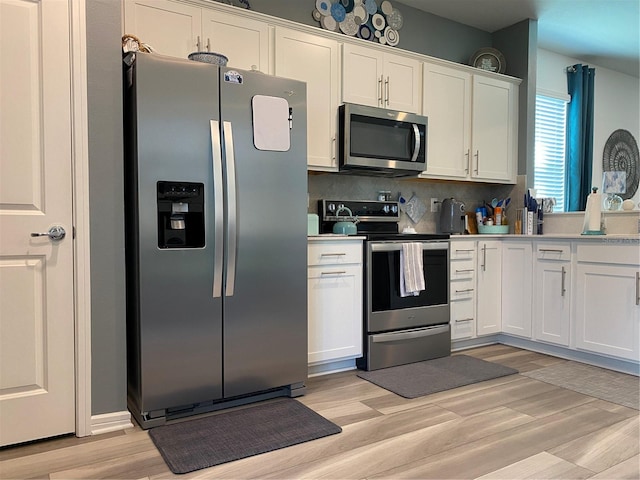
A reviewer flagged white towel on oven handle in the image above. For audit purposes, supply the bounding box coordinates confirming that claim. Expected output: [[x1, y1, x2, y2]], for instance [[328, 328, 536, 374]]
[[400, 242, 425, 297]]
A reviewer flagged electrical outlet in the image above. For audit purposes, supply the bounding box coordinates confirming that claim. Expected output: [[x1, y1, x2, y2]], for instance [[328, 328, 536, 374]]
[[430, 198, 440, 213]]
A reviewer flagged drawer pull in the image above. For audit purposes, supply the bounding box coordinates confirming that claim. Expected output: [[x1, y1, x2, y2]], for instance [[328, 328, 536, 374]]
[[455, 269, 474, 273], [539, 248, 564, 253], [321, 270, 346, 275], [455, 318, 474, 323], [636, 272, 639, 306], [320, 252, 346, 256], [455, 249, 475, 252], [455, 288, 474, 293]]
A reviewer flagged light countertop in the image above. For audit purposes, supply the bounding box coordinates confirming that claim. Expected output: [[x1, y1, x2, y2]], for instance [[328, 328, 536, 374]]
[[308, 234, 366, 241], [450, 233, 640, 241]]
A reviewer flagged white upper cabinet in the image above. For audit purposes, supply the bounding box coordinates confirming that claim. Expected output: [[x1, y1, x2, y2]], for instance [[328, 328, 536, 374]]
[[124, 0, 269, 72], [342, 44, 421, 114], [124, 0, 201, 58], [124, 0, 521, 177], [422, 62, 472, 178], [421, 61, 518, 184], [275, 27, 340, 171], [201, 10, 270, 73], [471, 75, 517, 183]]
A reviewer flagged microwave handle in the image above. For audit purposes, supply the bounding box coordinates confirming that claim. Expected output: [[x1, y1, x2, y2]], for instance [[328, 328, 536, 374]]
[[410, 124, 420, 162]]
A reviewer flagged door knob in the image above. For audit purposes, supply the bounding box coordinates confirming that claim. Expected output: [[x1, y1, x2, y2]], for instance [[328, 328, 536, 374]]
[[31, 225, 66, 241]]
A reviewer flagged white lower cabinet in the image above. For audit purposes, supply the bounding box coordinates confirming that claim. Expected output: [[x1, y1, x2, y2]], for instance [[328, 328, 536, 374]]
[[533, 243, 571, 346], [575, 244, 640, 361], [307, 239, 363, 365], [449, 238, 639, 368], [476, 240, 502, 335], [501, 241, 532, 338], [450, 240, 477, 340]]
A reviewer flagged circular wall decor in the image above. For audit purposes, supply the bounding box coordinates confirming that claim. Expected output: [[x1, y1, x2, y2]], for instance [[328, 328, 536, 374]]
[[603, 129, 639, 199], [313, 0, 403, 46], [469, 47, 506, 74]]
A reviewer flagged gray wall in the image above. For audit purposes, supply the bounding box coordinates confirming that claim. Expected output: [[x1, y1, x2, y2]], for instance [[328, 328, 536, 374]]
[[86, 0, 127, 415], [493, 19, 538, 178], [85, 0, 535, 416], [241, 0, 493, 64]]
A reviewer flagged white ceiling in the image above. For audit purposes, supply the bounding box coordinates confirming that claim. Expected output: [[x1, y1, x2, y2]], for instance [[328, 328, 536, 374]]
[[397, 0, 640, 77]]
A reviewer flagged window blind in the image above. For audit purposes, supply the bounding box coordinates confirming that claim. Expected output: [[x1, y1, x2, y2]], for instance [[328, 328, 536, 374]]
[[534, 94, 567, 212]]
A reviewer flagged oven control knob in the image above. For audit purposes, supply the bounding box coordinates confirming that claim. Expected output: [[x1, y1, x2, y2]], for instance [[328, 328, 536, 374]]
[[391, 205, 398, 213], [383, 205, 390, 213], [327, 203, 335, 212]]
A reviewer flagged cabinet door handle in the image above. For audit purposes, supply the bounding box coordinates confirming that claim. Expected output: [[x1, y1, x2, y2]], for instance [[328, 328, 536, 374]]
[[196, 35, 201, 51], [636, 272, 639, 306], [206, 38, 211, 52], [474, 150, 479, 174], [561, 266, 566, 297], [455, 288, 474, 293], [481, 244, 487, 271], [321, 270, 346, 276], [378, 75, 383, 105], [465, 149, 470, 173], [385, 76, 390, 106], [321, 252, 346, 256], [455, 318, 474, 323], [331, 136, 336, 161]]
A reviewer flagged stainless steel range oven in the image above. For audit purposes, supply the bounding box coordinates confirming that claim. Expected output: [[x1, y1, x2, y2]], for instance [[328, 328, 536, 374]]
[[319, 200, 451, 371]]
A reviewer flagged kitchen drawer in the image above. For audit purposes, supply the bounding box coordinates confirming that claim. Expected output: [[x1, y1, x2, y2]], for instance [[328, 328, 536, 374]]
[[450, 279, 475, 300], [451, 297, 475, 340], [308, 240, 363, 266], [450, 241, 476, 260], [577, 243, 640, 266], [450, 258, 475, 281], [536, 243, 571, 261]]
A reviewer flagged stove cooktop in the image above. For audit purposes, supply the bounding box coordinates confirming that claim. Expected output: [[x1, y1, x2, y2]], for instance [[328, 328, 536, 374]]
[[319, 199, 449, 241], [364, 232, 449, 241]]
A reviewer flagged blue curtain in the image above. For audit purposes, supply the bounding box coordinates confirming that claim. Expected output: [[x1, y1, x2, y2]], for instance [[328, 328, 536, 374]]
[[565, 64, 595, 211]]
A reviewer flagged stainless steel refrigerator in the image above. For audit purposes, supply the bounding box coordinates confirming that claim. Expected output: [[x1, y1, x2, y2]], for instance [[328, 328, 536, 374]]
[[123, 52, 308, 428]]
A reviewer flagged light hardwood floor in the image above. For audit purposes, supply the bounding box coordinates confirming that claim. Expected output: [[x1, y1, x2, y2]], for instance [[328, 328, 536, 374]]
[[2, 345, 639, 479]]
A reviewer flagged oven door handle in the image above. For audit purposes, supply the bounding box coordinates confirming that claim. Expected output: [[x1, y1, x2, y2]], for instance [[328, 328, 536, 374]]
[[371, 325, 449, 343], [370, 242, 449, 252]]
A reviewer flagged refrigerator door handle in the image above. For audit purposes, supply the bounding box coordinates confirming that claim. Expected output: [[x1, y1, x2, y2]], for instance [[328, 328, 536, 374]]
[[223, 121, 237, 297], [210, 120, 224, 298]]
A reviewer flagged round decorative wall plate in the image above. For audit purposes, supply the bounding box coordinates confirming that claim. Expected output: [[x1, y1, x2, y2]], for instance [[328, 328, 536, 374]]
[[314, 0, 403, 47], [469, 47, 506, 74], [603, 129, 639, 199]]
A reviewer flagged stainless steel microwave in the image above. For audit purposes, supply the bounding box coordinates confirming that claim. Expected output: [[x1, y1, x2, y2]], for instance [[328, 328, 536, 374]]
[[339, 103, 428, 177]]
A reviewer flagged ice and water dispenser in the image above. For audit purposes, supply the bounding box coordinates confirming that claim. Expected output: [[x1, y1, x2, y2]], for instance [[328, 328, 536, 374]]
[[157, 181, 205, 248]]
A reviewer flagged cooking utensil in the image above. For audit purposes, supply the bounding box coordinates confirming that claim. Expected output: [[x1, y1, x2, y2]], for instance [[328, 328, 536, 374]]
[[332, 206, 359, 235]]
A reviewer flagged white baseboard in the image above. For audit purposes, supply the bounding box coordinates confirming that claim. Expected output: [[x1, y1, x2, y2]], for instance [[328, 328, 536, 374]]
[[91, 410, 134, 435], [308, 358, 357, 377]]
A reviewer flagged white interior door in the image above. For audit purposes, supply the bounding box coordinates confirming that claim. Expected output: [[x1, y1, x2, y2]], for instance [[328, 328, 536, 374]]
[[0, 0, 75, 446]]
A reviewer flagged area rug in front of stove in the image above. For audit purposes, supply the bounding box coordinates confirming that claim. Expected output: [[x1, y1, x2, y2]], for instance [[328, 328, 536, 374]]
[[357, 354, 519, 398], [149, 397, 341, 474]]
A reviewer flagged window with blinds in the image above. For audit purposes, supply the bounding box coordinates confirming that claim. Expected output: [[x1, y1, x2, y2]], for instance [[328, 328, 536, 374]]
[[534, 94, 568, 212]]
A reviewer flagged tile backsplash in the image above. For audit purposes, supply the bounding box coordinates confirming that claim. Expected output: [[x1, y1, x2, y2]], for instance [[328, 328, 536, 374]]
[[308, 173, 525, 234]]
